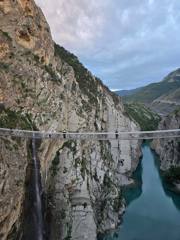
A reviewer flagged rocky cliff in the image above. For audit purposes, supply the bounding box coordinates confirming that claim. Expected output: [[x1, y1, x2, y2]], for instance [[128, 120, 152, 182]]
[[151, 108, 180, 192], [0, 1, 141, 239]]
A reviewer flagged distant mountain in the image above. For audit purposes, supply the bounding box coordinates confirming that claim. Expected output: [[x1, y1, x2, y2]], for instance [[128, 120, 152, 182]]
[[116, 68, 180, 115], [116, 88, 141, 96]]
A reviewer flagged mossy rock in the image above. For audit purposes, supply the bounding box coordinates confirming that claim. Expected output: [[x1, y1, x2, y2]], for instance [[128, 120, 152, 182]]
[[0, 108, 34, 130], [124, 102, 161, 131], [163, 166, 180, 184]]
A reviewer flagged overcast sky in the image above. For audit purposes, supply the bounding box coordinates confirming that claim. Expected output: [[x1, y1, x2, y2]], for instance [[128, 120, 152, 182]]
[[35, 0, 180, 90]]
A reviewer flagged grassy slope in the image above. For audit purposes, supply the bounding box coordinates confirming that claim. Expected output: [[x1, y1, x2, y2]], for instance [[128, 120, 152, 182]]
[[0, 107, 34, 130], [124, 103, 161, 131], [124, 81, 180, 104], [54, 43, 120, 106], [116, 88, 141, 97]]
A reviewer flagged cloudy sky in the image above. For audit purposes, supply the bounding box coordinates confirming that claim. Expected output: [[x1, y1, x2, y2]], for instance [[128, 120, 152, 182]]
[[35, 0, 180, 90]]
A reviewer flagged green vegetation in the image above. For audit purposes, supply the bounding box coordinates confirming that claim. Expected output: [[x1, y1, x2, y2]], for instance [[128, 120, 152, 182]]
[[0, 62, 9, 71], [97, 171, 123, 223], [50, 151, 60, 176], [54, 43, 120, 106], [122, 69, 180, 104], [60, 208, 66, 220], [124, 103, 161, 131], [172, 107, 180, 117], [62, 140, 77, 154], [113, 190, 123, 212], [163, 88, 180, 103], [64, 223, 72, 240], [124, 80, 180, 104], [100, 141, 113, 167], [62, 141, 88, 179], [0, 30, 12, 41], [163, 166, 180, 184], [0, 108, 34, 130], [103, 171, 112, 189], [50, 141, 79, 177], [74, 155, 87, 180], [44, 64, 59, 82], [80, 157, 87, 180], [81, 99, 92, 113], [20, 50, 60, 82], [54, 43, 98, 105]]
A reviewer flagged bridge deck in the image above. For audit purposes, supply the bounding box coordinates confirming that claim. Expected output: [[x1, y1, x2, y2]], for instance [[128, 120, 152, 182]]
[[0, 128, 179, 140]]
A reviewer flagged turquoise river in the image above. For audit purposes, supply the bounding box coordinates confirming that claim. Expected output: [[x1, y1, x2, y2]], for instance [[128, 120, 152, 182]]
[[100, 143, 180, 240]]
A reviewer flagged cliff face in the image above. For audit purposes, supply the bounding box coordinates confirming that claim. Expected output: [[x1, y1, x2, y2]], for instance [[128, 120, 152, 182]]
[[151, 109, 180, 171], [151, 109, 180, 192], [0, 1, 141, 240]]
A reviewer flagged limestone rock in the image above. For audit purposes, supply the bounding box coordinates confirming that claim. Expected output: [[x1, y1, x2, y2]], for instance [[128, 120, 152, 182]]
[[0, 0, 141, 239], [151, 109, 180, 171], [0, 138, 28, 240]]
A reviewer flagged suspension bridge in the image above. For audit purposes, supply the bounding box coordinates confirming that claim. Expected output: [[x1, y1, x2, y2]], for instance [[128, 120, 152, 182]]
[[0, 128, 180, 140]]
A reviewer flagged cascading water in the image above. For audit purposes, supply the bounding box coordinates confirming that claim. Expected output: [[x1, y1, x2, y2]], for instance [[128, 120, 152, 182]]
[[21, 134, 45, 240], [32, 134, 44, 240]]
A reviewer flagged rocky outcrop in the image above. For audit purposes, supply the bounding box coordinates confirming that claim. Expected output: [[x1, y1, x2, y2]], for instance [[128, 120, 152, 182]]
[[151, 108, 180, 192], [151, 109, 180, 171], [0, 1, 141, 239], [0, 137, 28, 240]]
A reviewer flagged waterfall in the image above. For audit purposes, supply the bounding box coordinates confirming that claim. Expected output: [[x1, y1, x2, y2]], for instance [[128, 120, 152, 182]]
[[32, 134, 44, 240]]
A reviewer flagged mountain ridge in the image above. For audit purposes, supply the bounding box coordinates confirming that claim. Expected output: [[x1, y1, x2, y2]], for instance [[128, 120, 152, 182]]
[[116, 68, 180, 115]]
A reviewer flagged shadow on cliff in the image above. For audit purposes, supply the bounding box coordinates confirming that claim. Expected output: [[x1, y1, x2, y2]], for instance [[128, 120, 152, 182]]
[[152, 148, 180, 211], [98, 149, 143, 240], [18, 139, 47, 240], [122, 157, 143, 207]]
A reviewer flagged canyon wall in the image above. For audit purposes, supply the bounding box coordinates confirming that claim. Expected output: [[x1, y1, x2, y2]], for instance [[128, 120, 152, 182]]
[[151, 109, 180, 192], [152, 109, 180, 171], [0, 1, 141, 239]]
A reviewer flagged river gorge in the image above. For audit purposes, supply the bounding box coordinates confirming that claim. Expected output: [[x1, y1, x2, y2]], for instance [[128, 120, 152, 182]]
[[100, 143, 180, 240], [0, 1, 180, 239]]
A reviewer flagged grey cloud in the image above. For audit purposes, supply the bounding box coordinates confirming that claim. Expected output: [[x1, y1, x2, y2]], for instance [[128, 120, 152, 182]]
[[35, 0, 180, 89], [35, 0, 108, 51]]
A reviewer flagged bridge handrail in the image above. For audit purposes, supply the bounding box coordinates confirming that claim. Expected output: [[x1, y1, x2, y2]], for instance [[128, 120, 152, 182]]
[[0, 127, 179, 140], [0, 127, 180, 135]]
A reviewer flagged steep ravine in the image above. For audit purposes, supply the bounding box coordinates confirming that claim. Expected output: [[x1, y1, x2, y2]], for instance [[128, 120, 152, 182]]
[[0, 1, 141, 239]]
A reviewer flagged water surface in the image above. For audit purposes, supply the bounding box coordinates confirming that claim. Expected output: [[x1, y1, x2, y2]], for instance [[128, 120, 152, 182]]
[[101, 143, 180, 240]]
